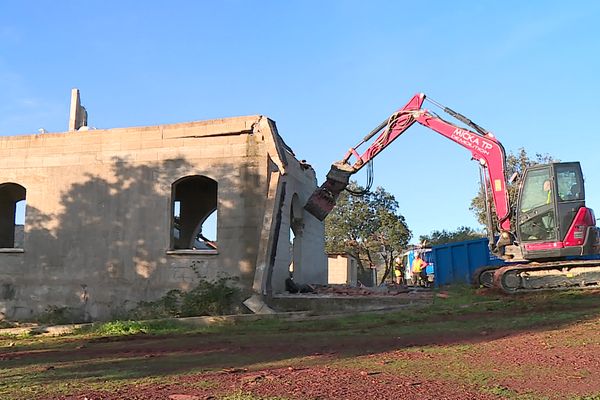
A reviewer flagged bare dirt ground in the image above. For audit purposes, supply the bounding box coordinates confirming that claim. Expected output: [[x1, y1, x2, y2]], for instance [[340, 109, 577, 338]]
[[3, 293, 600, 399], [53, 323, 600, 400]]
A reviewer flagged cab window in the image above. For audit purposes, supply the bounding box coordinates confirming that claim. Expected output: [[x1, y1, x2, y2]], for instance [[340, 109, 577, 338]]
[[520, 168, 552, 212], [556, 165, 583, 202]]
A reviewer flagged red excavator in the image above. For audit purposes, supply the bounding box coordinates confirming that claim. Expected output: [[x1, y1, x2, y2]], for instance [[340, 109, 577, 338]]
[[304, 93, 600, 293]]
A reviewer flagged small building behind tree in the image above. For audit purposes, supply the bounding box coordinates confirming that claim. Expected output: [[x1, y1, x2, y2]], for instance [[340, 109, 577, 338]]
[[327, 253, 358, 286]]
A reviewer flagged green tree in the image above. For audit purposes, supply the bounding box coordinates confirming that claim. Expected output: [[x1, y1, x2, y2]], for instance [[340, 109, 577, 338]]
[[325, 183, 411, 284], [419, 226, 484, 246], [470, 147, 555, 231]]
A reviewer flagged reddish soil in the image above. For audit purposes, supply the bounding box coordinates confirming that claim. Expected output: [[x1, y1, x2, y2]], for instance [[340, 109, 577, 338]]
[[37, 316, 599, 400], [5, 297, 600, 400]]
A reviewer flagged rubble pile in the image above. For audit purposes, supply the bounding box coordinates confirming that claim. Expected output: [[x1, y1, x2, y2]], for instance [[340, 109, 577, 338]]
[[311, 284, 415, 296]]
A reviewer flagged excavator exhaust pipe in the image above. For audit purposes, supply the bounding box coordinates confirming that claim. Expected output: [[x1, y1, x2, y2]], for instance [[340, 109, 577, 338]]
[[304, 162, 355, 221]]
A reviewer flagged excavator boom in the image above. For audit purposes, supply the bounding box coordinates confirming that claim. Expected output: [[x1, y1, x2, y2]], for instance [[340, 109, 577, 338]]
[[305, 93, 511, 233]]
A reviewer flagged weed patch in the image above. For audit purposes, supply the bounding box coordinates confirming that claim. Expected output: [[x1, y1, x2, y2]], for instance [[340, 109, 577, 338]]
[[78, 319, 191, 336], [36, 305, 83, 325], [221, 391, 289, 400], [127, 277, 244, 320]]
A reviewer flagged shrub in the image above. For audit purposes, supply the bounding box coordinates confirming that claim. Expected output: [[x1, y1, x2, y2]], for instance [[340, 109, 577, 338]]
[[128, 277, 243, 320], [89, 319, 187, 335], [36, 305, 80, 325]]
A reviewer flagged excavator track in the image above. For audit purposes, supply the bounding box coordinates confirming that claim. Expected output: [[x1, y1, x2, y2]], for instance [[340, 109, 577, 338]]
[[472, 265, 502, 288], [491, 260, 600, 293]]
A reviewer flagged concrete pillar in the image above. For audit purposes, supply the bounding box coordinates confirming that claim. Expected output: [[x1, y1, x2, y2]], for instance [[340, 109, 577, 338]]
[[69, 88, 88, 131]]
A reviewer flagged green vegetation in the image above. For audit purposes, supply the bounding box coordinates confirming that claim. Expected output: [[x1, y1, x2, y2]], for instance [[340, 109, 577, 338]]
[[0, 320, 16, 329], [419, 226, 484, 246], [29, 276, 245, 326], [36, 305, 80, 325], [2, 286, 600, 399], [127, 276, 244, 320], [74, 285, 600, 339], [221, 393, 288, 400], [324, 183, 411, 284], [77, 319, 192, 336]]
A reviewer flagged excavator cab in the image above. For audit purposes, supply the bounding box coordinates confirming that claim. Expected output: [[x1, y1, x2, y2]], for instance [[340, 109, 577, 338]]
[[517, 162, 599, 260]]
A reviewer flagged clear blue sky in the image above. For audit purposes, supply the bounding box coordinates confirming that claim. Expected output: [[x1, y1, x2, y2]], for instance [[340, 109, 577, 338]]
[[1, 1, 599, 242]]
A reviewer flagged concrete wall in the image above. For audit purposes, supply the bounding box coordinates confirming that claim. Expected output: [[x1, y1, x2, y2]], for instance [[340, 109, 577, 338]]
[[327, 254, 358, 285], [0, 115, 327, 321]]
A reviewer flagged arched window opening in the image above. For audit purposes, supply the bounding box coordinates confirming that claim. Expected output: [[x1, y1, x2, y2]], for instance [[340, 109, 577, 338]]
[[0, 183, 26, 249], [171, 176, 218, 251], [288, 226, 295, 275]]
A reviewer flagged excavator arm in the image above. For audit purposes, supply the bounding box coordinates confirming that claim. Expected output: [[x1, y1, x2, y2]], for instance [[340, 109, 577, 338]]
[[304, 93, 512, 250]]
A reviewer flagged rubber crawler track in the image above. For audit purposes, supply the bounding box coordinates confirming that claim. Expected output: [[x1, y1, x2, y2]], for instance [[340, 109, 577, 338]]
[[491, 260, 600, 293]]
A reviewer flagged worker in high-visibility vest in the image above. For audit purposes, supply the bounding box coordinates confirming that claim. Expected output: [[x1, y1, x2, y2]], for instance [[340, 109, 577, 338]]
[[411, 253, 428, 286], [393, 256, 403, 285], [544, 179, 552, 204]]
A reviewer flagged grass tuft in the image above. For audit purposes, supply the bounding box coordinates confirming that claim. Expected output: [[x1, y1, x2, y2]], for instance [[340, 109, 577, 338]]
[[77, 319, 193, 336]]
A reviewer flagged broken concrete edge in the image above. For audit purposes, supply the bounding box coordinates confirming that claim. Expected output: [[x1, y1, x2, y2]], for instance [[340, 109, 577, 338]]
[[251, 160, 284, 295], [242, 294, 276, 314]]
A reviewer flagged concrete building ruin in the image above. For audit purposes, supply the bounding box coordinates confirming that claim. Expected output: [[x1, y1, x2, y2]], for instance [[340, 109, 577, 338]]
[[0, 89, 327, 321]]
